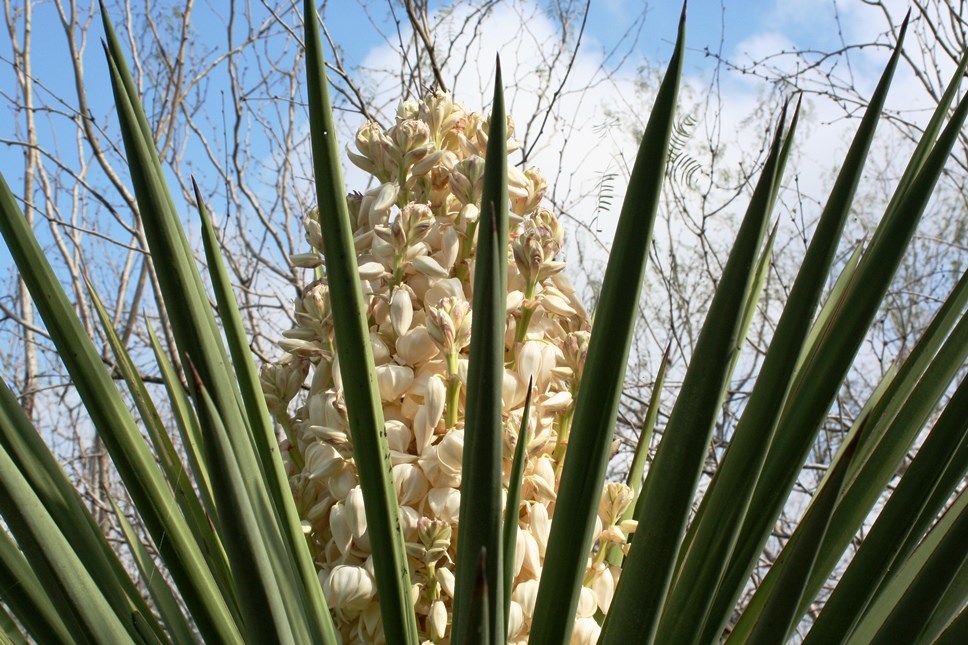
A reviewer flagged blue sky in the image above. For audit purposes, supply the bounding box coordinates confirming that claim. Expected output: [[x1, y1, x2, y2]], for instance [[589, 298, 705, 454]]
[[0, 0, 876, 188], [0, 0, 907, 299]]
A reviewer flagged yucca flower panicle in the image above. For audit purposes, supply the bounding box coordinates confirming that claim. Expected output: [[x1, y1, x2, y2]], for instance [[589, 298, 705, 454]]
[[267, 90, 634, 644]]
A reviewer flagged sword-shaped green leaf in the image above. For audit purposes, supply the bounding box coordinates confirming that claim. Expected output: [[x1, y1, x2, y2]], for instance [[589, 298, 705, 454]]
[[453, 59, 509, 645], [666, 26, 906, 640], [528, 7, 685, 643], [604, 94, 792, 645], [806, 367, 968, 643], [848, 488, 968, 644], [195, 180, 337, 642], [504, 379, 533, 636], [0, 441, 131, 642], [112, 501, 196, 643], [705, 48, 968, 641], [303, 1, 416, 642], [0, 499, 72, 644], [0, 168, 241, 644], [188, 365, 295, 643]]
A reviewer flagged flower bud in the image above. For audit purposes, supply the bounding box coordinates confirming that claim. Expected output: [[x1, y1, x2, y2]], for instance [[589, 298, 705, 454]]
[[329, 503, 353, 555], [391, 119, 431, 156], [512, 579, 540, 618], [344, 487, 368, 543], [289, 252, 323, 269], [389, 287, 413, 336], [260, 358, 308, 415], [411, 255, 450, 279], [396, 98, 420, 122], [599, 481, 634, 526], [563, 331, 591, 379], [572, 616, 602, 644], [396, 327, 439, 365], [588, 565, 616, 613], [577, 586, 598, 618], [429, 599, 448, 641], [529, 502, 551, 556], [417, 516, 452, 561], [303, 208, 324, 250], [436, 566, 456, 598], [436, 429, 463, 471], [449, 156, 485, 205], [426, 297, 472, 355]]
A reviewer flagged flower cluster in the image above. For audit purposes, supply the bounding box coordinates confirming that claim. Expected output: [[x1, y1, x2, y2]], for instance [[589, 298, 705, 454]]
[[263, 91, 636, 644]]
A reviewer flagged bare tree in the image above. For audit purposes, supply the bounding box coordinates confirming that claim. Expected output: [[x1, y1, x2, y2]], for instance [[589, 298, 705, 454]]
[[0, 0, 646, 540]]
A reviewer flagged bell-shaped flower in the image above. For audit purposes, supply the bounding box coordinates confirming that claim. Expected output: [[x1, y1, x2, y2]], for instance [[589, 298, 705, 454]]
[[512, 579, 540, 618], [571, 616, 602, 645], [305, 441, 344, 481], [426, 486, 461, 524], [376, 364, 414, 402], [396, 327, 439, 365], [323, 565, 375, 615]]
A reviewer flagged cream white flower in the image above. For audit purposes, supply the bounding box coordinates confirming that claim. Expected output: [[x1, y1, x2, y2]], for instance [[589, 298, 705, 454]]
[[266, 91, 637, 644]]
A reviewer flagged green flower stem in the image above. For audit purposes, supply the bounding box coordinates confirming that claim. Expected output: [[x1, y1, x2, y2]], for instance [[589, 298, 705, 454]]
[[276, 414, 305, 472], [515, 304, 536, 345], [446, 352, 462, 429], [427, 562, 440, 601], [553, 408, 574, 473], [456, 218, 479, 283]]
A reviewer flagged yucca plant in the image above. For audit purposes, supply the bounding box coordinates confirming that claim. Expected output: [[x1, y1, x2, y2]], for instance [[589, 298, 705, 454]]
[[1, 1, 967, 643]]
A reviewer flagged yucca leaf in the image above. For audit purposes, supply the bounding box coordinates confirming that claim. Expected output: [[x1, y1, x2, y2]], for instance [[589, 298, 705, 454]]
[[606, 94, 791, 645], [733, 272, 968, 640], [188, 365, 296, 643], [528, 7, 685, 643], [936, 608, 968, 645], [0, 170, 240, 642], [466, 549, 491, 645], [0, 443, 131, 642], [102, 17, 289, 593], [103, 4, 328, 636], [792, 243, 863, 376], [666, 26, 906, 639], [740, 432, 860, 645], [193, 179, 273, 449], [604, 346, 670, 569], [504, 378, 533, 636], [146, 325, 216, 520], [627, 344, 671, 517], [849, 488, 968, 644], [454, 59, 509, 645], [805, 368, 968, 643], [88, 285, 227, 594], [194, 180, 337, 642], [843, 267, 968, 483], [871, 41, 967, 245], [898, 431, 968, 565], [303, 1, 416, 642], [706, 52, 968, 639], [0, 367, 167, 641], [100, 13, 242, 426], [0, 515, 72, 644], [112, 501, 196, 643], [918, 521, 968, 640], [0, 609, 26, 645]]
